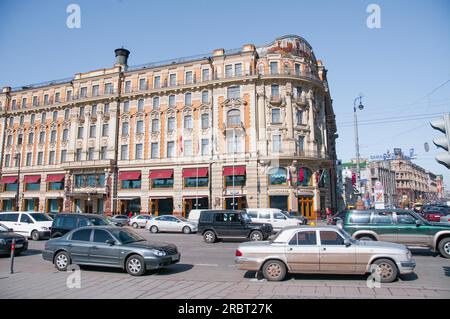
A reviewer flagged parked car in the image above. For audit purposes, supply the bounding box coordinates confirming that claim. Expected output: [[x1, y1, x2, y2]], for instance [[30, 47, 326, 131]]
[[145, 215, 197, 234], [285, 211, 308, 225], [0, 211, 52, 240], [129, 214, 153, 228], [187, 209, 212, 226], [235, 226, 415, 283], [422, 207, 450, 222], [51, 213, 112, 238], [440, 215, 450, 224], [0, 222, 28, 256], [197, 210, 273, 243], [42, 226, 180, 276], [46, 213, 56, 220], [110, 215, 130, 226], [245, 208, 303, 232], [328, 211, 348, 225], [339, 209, 450, 258]]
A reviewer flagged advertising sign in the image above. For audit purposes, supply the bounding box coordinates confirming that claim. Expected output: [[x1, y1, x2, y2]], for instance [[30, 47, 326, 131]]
[[374, 181, 385, 209]]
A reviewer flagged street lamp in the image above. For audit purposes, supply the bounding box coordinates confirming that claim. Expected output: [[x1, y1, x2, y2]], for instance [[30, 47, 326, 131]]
[[14, 153, 21, 211], [353, 95, 364, 202]]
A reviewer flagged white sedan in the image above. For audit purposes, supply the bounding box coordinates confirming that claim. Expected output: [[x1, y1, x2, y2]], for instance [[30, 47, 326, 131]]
[[128, 214, 153, 228], [145, 215, 197, 234]]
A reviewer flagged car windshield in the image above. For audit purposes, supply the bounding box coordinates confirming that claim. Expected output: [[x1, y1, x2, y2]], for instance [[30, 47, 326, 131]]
[[281, 211, 291, 218], [411, 211, 429, 224], [0, 224, 8, 232], [110, 229, 145, 244], [90, 217, 110, 226], [115, 215, 128, 219], [241, 212, 252, 223], [338, 229, 357, 244], [29, 213, 52, 222], [179, 217, 188, 222]]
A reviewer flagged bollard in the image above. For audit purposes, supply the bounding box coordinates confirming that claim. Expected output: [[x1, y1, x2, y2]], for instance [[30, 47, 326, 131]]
[[10, 238, 15, 274]]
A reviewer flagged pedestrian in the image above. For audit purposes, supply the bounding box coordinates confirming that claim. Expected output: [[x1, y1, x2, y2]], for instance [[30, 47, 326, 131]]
[[325, 207, 332, 224], [128, 211, 132, 218]]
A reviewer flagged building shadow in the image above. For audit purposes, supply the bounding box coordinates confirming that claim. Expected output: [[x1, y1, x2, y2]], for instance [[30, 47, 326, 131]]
[[0, 249, 42, 258], [150, 263, 194, 276]]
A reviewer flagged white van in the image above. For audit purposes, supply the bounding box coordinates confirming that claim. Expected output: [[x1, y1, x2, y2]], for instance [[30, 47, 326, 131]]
[[245, 208, 301, 232], [187, 209, 212, 226], [0, 212, 53, 240]]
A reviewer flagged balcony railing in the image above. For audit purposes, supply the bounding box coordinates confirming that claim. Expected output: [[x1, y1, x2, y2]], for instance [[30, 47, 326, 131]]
[[296, 150, 330, 159]]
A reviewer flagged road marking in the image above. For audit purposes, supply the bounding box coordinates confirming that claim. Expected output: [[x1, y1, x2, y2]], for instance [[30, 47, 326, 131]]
[[194, 263, 219, 267]]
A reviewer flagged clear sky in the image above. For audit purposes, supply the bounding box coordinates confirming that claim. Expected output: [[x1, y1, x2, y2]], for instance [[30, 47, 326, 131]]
[[1, 0, 449, 186]]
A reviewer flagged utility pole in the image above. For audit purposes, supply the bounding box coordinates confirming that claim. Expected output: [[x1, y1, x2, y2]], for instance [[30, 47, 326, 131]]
[[353, 95, 364, 203]]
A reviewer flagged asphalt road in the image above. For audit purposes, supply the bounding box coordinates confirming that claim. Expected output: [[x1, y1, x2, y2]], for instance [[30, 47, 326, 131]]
[[0, 227, 449, 298]]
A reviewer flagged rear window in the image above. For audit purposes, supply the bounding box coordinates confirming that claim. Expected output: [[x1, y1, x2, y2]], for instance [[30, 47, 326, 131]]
[[199, 212, 214, 223], [348, 212, 370, 224], [247, 211, 258, 219], [54, 215, 77, 229]]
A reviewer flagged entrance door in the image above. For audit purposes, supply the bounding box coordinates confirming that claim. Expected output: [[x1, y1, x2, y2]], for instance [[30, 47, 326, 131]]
[[269, 196, 288, 211], [225, 197, 247, 210], [85, 201, 93, 214], [299, 196, 314, 219]]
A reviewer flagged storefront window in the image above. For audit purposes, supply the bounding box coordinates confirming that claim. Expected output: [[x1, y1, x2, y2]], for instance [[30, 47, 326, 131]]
[[268, 168, 287, 185], [184, 177, 209, 188], [121, 179, 141, 189], [25, 183, 40, 191], [48, 182, 64, 191], [225, 175, 246, 187], [5, 183, 18, 191], [75, 174, 105, 188], [151, 178, 174, 188]]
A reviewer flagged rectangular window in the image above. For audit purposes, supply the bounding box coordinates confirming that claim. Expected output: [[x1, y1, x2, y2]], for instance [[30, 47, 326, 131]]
[[50, 130, 56, 143], [49, 151, 55, 165], [297, 136, 305, 152], [123, 101, 129, 113], [136, 120, 144, 134], [234, 63, 242, 76], [202, 68, 210, 81], [79, 106, 85, 117], [152, 119, 159, 133], [55, 92, 61, 103], [124, 80, 131, 93], [89, 125, 96, 138], [37, 152, 43, 165], [92, 85, 99, 96], [102, 124, 109, 137], [135, 144, 143, 159], [167, 141, 175, 158], [139, 78, 147, 90], [202, 91, 209, 104], [41, 112, 46, 123], [11, 100, 17, 109], [227, 135, 242, 154], [22, 97, 27, 108], [184, 177, 209, 188], [227, 86, 240, 99], [122, 122, 129, 136], [152, 97, 159, 110], [26, 153, 32, 166], [61, 150, 67, 163], [184, 140, 192, 156], [100, 146, 107, 160], [64, 109, 70, 121], [121, 179, 141, 189], [272, 109, 281, 123], [121, 145, 128, 160], [151, 178, 173, 189], [80, 87, 87, 98], [104, 103, 110, 114], [28, 132, 34, 144], [295, 63, 301, 75], [225, 175, 246, 187], [104, 83, 113, 94], [270, 61, 279, 74], [273, 134, 282, 153], [201, 113, 209, 129], [184, 115, 193, 129], [75, 149, 82, 161], [168, 117, 175, 132], [44, 94, 49, 105], [169, 73, 176, 86], [33, 96, 39, 106], [138, 98, 145, 112], [62, 129, 69, 142], [48, 181, 64, 191], [26, 182, 40, 191], [151, 142, 159, 159], [5, 154, 10, 167], [52, 111, 58, 122], [30, 114, 35, 124], [154, 76, 161, 88], [201, 139, 209, 156], [169, 95, 176, 108], [77, 126, 84, 139], [66, 90, 72, 101], [39, 132, 45, 144], [271, 84, 279, 97], [185, 93, 192, 106], [91, 105, 97, 115], [296, 109, 303, 125], [7, 135, 12, 146], [88, 147, 94, 160], [17, 134, 23, 145], [185, 71, 193, 84], [225, 65, 233, 78]]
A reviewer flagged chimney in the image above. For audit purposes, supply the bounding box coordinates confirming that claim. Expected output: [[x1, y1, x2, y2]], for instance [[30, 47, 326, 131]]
[[114, 48, 130, 70]]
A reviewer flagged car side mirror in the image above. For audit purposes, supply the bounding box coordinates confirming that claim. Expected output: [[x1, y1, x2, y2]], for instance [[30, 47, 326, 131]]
[[344, 239, 351, 247], [106, 239, 115, 246], [8, 228, 13, 232], [177, 220, 181, 223], [415, 220, 422, 226]]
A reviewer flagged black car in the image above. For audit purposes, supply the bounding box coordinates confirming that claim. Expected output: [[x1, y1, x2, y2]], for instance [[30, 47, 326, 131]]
[[197, 210, 273, 243], [51, 213, 112, 238], [42, 226, 180, 276], [0, 223, 28, 256]]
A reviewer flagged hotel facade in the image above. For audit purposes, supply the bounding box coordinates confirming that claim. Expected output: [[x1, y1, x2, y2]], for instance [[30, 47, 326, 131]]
[[0, 35, 338, 219]]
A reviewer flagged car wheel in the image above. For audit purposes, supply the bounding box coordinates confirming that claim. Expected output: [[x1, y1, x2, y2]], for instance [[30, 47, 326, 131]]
[[54, 251, 71, 271], [132, 223, 139, 229], [371, 258, 398, 283], [250, 230, 263, 241], [438, 237, 450, 258], [203, 230, 216, 243], [150, 226, 159, 233], [358, 236, 375, 241], [31, 230, 40, 241], [125, 255, 146, 276], [182, 226, 191, 234], [262, 260, 286, 281]]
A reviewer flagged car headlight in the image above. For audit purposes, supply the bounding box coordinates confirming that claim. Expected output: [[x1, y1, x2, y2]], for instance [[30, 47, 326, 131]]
[[40, 227, 49, 231], [149, 249, 166, 257], [406, 250, 412, 260], [0, 239, 6, 244]]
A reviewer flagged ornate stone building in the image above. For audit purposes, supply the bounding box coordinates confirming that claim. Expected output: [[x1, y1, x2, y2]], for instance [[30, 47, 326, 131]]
[[0, 35, 338, 218]]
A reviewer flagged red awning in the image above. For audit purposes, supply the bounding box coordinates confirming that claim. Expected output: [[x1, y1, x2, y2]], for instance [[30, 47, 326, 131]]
[[24, 175, 41, 184], [223, 166, 246, 176], [149, 169, 173, 179], [0, 176, 18, 184], [182, 168, 209, 178], [183, 195, 208, 199], [119, 171, 141, 181], [46, 174, 65, 182]]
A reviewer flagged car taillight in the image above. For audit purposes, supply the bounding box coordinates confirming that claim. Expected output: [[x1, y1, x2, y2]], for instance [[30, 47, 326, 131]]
[[235, 249, 243, 257]]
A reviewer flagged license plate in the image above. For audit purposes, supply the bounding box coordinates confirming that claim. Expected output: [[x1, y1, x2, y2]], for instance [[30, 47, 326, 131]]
[[14, 244, 23, 249], [171, 255, 179, 262]]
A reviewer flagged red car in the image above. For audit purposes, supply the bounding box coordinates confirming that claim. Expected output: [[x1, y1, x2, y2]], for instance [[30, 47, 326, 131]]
[[423, 208, 449, 222]]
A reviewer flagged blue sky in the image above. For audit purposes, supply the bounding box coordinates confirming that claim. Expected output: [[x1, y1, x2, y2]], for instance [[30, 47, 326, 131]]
[[1, 0, 449, 187]]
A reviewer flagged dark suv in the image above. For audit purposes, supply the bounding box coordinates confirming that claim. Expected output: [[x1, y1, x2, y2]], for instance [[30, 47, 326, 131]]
[[51, 213, 112, 238], [197, 210, 273, 243], [338, 209, 450, 258]]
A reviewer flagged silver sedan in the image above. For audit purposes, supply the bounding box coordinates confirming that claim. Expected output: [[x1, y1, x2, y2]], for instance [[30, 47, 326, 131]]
[[145, 215, 198, 234]]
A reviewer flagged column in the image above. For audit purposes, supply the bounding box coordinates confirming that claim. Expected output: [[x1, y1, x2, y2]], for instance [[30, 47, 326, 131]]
[[285, 86, 294, 139]]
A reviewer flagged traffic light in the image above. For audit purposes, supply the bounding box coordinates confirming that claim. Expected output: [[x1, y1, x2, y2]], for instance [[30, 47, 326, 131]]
[[430, 113, 450, 169]]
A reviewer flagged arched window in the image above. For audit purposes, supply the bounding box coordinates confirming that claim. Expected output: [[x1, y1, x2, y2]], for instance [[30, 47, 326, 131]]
[[298, 167, 312, 186], [227, 109, 240, 126], [268, 167, 287, 186]]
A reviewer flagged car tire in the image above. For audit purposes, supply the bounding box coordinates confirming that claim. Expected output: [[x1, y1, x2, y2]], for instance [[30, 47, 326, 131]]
[[262, 260, 286, 281], [438, 237, 450, 259], [54, 251, 71, 271], [250, 230, 263, 241], [125, 255, 146, 276], [150, 226, 159, 233], [358, 236, 375, 241], [203, 230, 216, 243], [371, 258, 398, 283], [31, 230, 40, 241], [132, 223, 139, 229], [182, 226, 191, 234]]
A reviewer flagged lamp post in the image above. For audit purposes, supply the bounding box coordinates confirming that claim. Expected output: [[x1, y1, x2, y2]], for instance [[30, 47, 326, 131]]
[[353, 95, 364, 201], [14, 153, 21, 211]]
